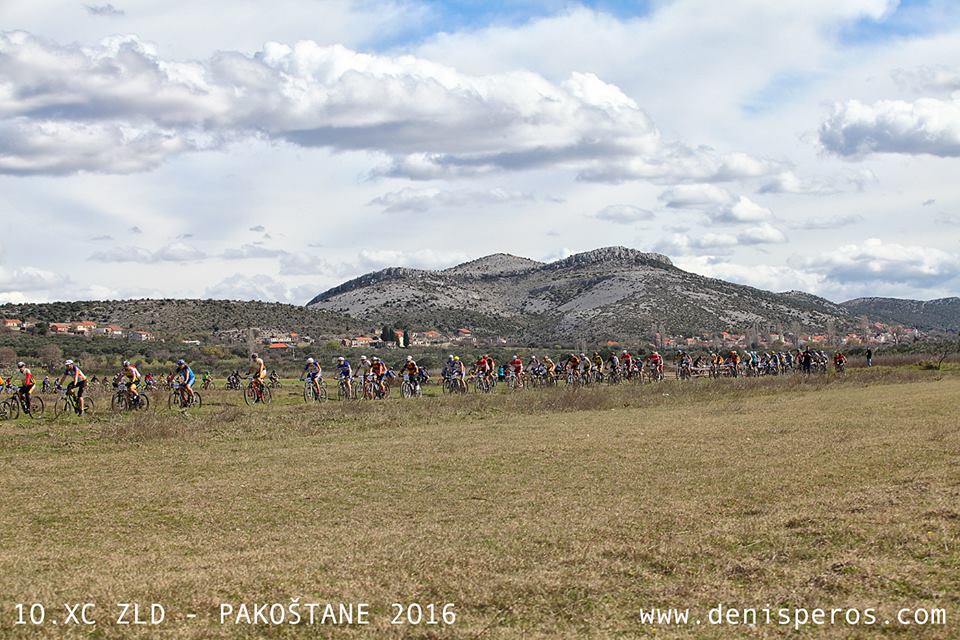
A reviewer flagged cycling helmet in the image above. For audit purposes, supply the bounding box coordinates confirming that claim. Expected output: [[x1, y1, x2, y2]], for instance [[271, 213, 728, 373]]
[[122, 360, 130, 366], [360, 355, 368, 361], [16, 361, 25, 368], [448, 354, 454, 360], [177, 359, 186, 366], [64, 359, 74, 366], [406, 355, 413, 361], [337, 356, 345, 362], [453, 356, 460, 361], [250, 353, 259, 359], [306, 357, 315, 364]]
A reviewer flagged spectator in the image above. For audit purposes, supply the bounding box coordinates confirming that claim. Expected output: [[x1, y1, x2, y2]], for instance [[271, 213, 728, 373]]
[[866, 348, 873, 367]]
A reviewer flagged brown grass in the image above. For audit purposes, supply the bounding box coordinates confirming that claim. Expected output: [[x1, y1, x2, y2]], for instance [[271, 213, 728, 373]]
[[0, 369, 957, 638]]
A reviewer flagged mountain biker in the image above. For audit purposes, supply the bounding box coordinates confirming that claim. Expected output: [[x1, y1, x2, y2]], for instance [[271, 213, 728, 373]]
[[42, 375, 51, 393], [174, 359, 196, 404], [447, 355, 465, 389], [121, 360, 142, 402], [509, 354, 524, 387], [369, 357, 386, 395], [301, 357, 323, 398], [621, 350, 633, 374], [16, 362, 34, 413], [565, 353, 580, 373], [247, 353, 267, 393], [543, 355, 556, 379], [607, 352, 620, 376], [475, 354, 493, 385], [646, 351, 664, 377], [336, 356, 353, 397], [58, 359, 87, 415], [401, 356, 420, 393], [592, 352, 603, 373], [269, 369, 281, 385], [833, 351, 847, 371]]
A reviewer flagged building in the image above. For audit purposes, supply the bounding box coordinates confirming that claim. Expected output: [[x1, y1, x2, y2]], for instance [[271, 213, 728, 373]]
[[93, 324, 125, 338], [128, 330, 155, 342], [50, 323, 71, 334], [2, 319, 22, 330], [72, 321, 98, 335]]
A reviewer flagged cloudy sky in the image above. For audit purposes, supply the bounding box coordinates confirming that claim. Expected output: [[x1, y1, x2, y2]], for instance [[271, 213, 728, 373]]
[[1, 0, 958, 304]]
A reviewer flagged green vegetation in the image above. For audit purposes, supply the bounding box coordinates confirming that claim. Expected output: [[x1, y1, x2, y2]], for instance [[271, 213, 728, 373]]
[[0, 369, 956, 637]]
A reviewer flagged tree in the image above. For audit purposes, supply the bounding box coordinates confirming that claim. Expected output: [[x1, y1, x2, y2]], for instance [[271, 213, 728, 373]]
[[402, 330, 411, 348], [39, 344, 63, 367], [381, 326, 395, 343], [0, 347, 17, 367], [34, 321, 48, 336]]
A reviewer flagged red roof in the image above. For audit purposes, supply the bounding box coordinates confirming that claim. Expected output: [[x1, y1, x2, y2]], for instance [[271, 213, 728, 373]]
[[268, 342, 289, 349]]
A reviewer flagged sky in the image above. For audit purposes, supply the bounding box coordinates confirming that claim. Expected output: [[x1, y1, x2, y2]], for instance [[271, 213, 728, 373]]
[[0, 0, 958, 305]]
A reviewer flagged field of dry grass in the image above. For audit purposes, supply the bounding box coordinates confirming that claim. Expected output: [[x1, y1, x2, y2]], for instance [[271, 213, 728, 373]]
[[0, 369, 957, 638]]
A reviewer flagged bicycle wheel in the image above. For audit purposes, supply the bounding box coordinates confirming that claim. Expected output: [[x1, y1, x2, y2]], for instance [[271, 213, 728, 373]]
[[111, 392, 126, 413], [54, 397, 69, 418], [192, 392, 202, 409], [135, 394, 149, 411], [243, 386, 256, 405], [168, 392, 183, 410], [26, 396, 45, 418], [1, 399, 17, 420], [337, 382, 347, 401], [303, 384, 313, 403]]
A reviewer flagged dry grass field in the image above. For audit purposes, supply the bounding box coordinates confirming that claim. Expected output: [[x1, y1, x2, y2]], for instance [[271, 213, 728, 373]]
[[0, 369, 957, 638]]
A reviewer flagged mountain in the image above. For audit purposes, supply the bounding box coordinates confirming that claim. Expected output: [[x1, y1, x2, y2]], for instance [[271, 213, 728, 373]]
[[308, 246, 852, 341], [842, 297, 960, 332], [0, 299, 358, 339]]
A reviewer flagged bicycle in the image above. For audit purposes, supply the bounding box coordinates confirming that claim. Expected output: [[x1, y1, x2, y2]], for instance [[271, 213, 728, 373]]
[[443, 376, 467, 394], [362, 375, 388, 400], [243, 379, 272, 405], [54, 390, 95, 418], [337, 377, 355, 401], [474, 373, 492, 394], [111, 386, 149, 412], [303, 378, 328, 403], [169, 382, 202, 410], [400, 375, 422, 399]]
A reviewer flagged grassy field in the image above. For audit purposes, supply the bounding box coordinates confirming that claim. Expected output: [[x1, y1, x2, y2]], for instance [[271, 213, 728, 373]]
[[0, 369, 957, 638]]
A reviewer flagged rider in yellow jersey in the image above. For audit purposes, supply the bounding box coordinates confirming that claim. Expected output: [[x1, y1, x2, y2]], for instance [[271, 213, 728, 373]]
[[58, 359, 87, 415], [247, 353, 267, 392]]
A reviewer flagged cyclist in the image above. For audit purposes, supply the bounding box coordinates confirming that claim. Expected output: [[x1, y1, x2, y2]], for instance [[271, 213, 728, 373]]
[[369, 357, 387, 396], [508, 354, 524, 388], [646, 351, 664, 378], [301, 357, 323, 399], [448, 355, 465, 390], [42, 375, 51, 393], [336, 356, 353, 397], [16, 362, 35, 413], [174, 359, 196, 404], [833, 351, 847, 372], [592, 352, 604, 378], [607, 352, 620, 378], [474, 354, 493, 386], [356, 355, 372, 391], [121, 359, 142, 403], [247, 353, 267, 394], [58, 359, 87, 415], [201, 370, 212, 388], [269, 369, 281, 386], [543, 354, 556, 380], [401, 356, 420, 393]]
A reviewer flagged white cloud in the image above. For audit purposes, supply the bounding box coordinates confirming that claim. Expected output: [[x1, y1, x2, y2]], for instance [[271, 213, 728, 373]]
[[222, 244, 286, 259], [84, 4, 124, 17], [892, 65, 960, 94], [88, 242, 205, 263], [757, 169, 876, 195], [0, 31, 775, 183], [654, 222, 787, 255], [659, 184, 772, 223], [368, 187, 538, 213], [819, 97, 960, 158], [802, 238, 960, 289], [592, 204, 654, 224], [786, 214, 863, 230], [204, 273, 316, 304], [356, 248, 469, 271]]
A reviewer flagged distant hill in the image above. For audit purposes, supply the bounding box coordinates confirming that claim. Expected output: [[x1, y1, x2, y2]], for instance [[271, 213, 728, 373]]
[[842, 297, 960, 332], [0, 299, 359, 340], [308, 246, 853, 341]]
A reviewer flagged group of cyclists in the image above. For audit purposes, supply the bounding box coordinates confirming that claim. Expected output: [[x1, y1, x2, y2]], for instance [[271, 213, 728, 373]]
[[0, 344, 852, 416]]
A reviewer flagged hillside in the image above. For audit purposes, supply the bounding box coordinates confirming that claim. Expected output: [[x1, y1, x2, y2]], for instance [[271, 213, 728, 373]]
[[0, 299, 359, 340], [308, 246, 853, 341], [842, 297, 960, 332]]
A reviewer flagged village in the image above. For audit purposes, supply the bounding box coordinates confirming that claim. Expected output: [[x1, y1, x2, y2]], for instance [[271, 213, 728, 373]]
[[1, 316, 929, 352]]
